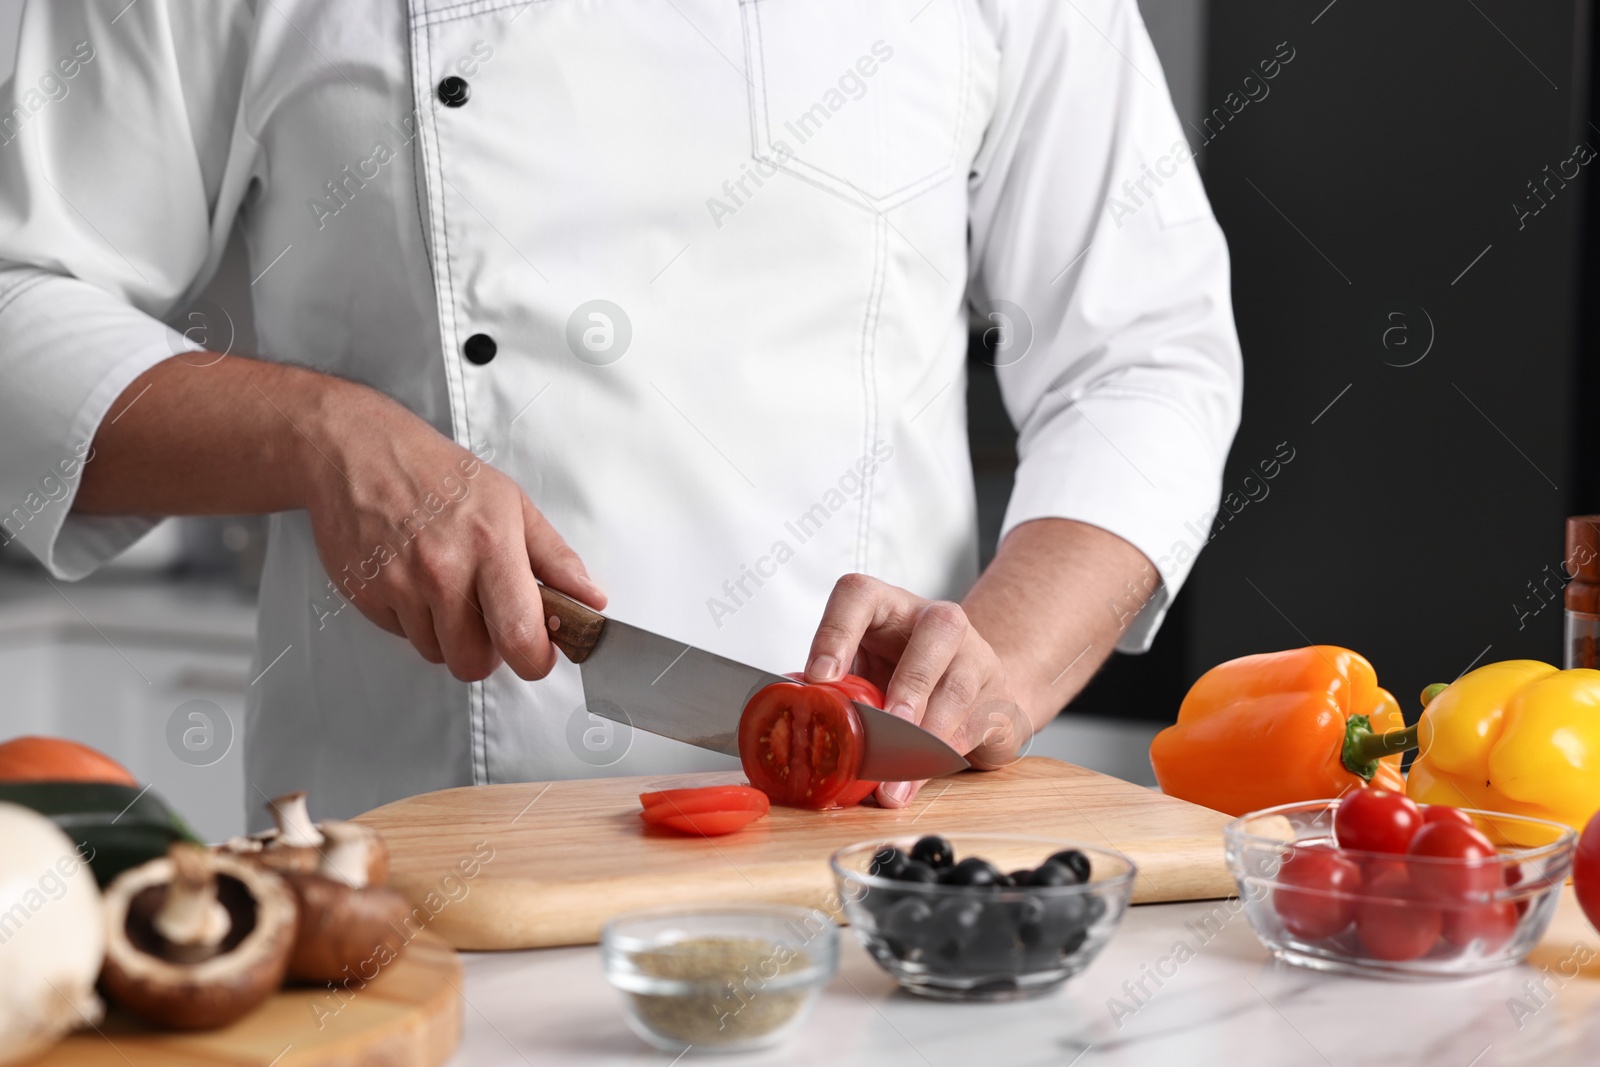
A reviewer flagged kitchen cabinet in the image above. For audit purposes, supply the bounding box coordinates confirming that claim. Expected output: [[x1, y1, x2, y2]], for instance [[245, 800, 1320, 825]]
[[0, 571, 256, 842]]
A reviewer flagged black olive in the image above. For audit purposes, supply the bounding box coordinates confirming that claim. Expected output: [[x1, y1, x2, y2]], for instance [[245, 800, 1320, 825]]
[[870, 846, 909, 879], [1015, 896, 1049, 948], [910, 834, 955, 870], [961, 900, 1024, 974], [1037, 894, 1090, 948], [939, 856, 1001, 888], [1007, 868, 1033, 886], [927, 896, 985, 962], [896, 860, 939, 883], [1045, 849, 1091, 883], [879, 896, 935, 960], [995, 872, 1017, 888], [857, 884, 904, 922], [1025, 861, 1081, 888], [1061, 927, 1089, 956]]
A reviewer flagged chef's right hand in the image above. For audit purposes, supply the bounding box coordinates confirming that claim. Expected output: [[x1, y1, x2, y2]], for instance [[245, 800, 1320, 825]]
[[302, 382, 604, 681]]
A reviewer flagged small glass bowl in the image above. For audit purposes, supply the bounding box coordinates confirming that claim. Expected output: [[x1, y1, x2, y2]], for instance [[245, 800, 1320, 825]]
[[830, 834, 1136, 1001], [1225, 800, 1576, 979], [600, 904, 838, 1053]]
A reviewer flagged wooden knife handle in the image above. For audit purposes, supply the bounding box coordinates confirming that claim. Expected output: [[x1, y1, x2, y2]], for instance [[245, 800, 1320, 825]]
[[539, 585, 606, 664]]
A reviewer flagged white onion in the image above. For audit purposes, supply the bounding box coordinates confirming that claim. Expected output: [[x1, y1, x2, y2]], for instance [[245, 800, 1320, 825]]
[[0, 803, 104, 1066]]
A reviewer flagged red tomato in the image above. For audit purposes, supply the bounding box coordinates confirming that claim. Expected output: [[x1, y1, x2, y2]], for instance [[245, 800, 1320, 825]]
[[740, 681, 864, 809], [1355, 868, 1442, 961], [638, 786, 770, 814], [653, 808, 764, 836], [1420, 805, 1476, 831], [779, 673, 882, 807], [1406, 821, 1501, 903], [1440, 901, 1518, 952], [1273, 846, 1362, 940], [786, 671, 886, 708], [832, 780, 880, 807], [1574, 808, 1600, 934], [1335, 787, 1423, 854]]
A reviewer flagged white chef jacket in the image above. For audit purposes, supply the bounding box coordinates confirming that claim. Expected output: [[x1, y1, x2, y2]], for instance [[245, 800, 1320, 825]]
[[0, 0, 1240, 825]]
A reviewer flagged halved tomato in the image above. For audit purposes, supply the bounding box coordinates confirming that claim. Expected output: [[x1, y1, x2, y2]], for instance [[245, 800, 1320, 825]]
[[654, 808, 765, 836], [740, 680, 865, 809], [774, 672, 883, 807], [638, 785, 769, 814]]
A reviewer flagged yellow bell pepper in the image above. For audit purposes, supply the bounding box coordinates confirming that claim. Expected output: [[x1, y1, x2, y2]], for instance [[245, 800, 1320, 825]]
[[1406, 660, 1600, 844]]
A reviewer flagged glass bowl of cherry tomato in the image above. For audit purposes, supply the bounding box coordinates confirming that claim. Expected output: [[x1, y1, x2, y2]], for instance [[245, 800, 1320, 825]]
[[830, 833, 1136, 1001], [1224, 788, 1577, 979]]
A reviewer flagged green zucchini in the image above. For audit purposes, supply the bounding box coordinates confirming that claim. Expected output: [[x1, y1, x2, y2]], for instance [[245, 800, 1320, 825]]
[[0, 781, 202, 886]]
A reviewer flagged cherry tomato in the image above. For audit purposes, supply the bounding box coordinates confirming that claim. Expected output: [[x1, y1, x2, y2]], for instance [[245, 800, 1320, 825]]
[[1355, 867, 1442, 961], [1406, 821, 1501, 903], [740, 681, 864, 808], [1574, 807, 1600, 934], [1273, 846, 1362, 940], [1440, 901, 1518, 952], [1335, 787, 1423, 854], [652, 808, 764, 836], [638, 785, 770, 814], [775, 672, 883, 807], [1420, 805, 1476, 831]]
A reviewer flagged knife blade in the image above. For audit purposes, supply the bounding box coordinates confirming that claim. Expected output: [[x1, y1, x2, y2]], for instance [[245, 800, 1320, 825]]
[[539, 586, 969, 781]]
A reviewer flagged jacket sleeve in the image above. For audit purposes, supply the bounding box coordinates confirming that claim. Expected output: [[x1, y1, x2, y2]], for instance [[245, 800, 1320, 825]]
[[0, 0, 255, 578], [968, 0, 1243, 651]]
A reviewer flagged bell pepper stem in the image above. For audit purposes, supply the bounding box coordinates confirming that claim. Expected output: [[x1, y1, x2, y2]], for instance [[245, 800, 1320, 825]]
[[1341, 715, 1420, 781]]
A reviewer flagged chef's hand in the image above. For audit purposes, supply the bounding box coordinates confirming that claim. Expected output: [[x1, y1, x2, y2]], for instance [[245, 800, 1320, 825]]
[[803, 574, 1030, 808], [302, 381, 604, 682]]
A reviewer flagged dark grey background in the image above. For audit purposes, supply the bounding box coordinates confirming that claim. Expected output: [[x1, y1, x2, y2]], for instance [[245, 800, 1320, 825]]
[[972, 0, 1597, 723]]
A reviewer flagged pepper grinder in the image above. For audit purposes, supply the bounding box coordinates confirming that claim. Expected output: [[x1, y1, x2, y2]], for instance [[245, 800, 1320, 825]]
[[1566, 515, 1600, 669]]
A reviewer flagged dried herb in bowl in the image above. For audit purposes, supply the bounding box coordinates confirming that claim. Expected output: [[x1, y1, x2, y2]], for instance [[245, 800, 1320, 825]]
[[625, 936, 812, 1047]]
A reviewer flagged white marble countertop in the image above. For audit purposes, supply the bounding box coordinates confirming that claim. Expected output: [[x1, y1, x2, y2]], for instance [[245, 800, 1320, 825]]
[[445, 893, 1600, 1067]]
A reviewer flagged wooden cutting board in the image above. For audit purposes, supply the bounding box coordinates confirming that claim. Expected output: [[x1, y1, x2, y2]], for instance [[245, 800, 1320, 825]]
[[36, 934, 460, 1066], [355, 757, 1236, 950]]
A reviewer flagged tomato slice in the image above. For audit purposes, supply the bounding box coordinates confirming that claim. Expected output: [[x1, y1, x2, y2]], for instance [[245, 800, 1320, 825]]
[[638, 785, 770, 814], [740, 681, 864, 809], [653, 808, 764, 836], [640, 794, 769, 826]]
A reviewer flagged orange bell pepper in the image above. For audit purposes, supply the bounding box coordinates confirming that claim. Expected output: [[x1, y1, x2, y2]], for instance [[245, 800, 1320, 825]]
[[1149, 646, 1405, 816]]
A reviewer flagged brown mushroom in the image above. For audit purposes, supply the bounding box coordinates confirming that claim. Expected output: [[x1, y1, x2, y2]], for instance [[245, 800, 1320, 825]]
[[101, 844, 295, 1030], [218, 791, 408, 983], [283, 872, 411, 983], [222, 791, 389, 886]]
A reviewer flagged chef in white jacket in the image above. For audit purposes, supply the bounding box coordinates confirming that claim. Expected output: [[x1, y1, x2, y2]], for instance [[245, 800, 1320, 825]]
[[0, 0, 1240, 825]]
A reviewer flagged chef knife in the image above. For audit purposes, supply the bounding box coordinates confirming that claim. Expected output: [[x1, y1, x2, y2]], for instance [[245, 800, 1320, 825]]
[[538, 586, 969, 781]]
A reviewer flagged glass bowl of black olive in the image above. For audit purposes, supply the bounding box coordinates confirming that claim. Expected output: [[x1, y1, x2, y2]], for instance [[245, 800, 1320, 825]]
[[829, 833, 1136, 1001]]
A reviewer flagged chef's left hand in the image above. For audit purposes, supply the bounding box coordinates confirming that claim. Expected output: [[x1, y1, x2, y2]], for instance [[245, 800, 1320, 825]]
[[804, 573, 1030, 808]]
